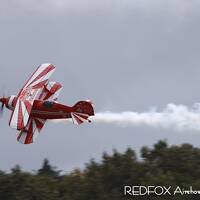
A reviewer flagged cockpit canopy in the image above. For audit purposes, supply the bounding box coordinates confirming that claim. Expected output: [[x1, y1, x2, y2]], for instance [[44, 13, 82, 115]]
[[43, 101, 54, 109]]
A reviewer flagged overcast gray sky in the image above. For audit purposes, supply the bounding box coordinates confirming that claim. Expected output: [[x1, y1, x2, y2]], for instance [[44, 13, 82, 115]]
[[1, 0, 200, 172]]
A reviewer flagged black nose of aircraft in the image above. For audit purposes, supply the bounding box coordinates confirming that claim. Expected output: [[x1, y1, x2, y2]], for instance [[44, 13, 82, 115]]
[[0, 97, 7, 116]]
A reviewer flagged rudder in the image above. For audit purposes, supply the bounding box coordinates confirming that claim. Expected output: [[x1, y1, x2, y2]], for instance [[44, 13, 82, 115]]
[[71, 100, 94, 125]]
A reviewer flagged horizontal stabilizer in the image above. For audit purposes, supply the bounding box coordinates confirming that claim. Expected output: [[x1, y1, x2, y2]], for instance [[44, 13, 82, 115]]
[[71, 112, 90, 125]]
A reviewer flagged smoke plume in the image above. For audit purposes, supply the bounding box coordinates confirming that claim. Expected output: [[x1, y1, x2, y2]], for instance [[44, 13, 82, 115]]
[[92, 103, 200, 132]]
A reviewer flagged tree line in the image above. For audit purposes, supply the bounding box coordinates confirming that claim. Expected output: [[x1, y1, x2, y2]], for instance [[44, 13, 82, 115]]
[[0, 140, 200, 199]]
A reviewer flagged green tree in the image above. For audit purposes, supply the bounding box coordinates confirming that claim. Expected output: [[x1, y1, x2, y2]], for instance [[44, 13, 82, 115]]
[[37, 159, 60, 177], [0, 140, 200, 200]]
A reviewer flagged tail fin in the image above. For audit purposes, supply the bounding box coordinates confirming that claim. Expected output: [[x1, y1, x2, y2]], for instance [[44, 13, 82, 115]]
[[71, 100, 94, 125]]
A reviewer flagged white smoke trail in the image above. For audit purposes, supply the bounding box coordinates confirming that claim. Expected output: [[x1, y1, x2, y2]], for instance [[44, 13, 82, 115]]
[[92, 103, 200, 131]]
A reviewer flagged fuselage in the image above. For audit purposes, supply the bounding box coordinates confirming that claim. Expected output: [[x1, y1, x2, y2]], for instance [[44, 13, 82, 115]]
[[31, 100, 73, 119], [3, 96, 94, 120]]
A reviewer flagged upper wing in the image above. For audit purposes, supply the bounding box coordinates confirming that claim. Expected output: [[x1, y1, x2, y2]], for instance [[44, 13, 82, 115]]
[[9, 64, 55, 130], [20, 63, 56, 93], [38, 81, 62, 101], [17, 117, 46, 144]]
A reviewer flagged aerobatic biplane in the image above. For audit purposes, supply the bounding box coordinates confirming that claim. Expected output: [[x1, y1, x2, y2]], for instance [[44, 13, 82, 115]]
[[0, 64, 94, 144]]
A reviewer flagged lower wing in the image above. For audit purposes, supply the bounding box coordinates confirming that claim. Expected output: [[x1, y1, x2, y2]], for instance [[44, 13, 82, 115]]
[[9, 64, 56, 130], [17, 117, 46, 144], [9, 99, 32, 130]]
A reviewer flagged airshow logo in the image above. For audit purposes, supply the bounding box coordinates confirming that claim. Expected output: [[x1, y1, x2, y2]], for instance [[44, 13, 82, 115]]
[[124, 186, 200, 196]]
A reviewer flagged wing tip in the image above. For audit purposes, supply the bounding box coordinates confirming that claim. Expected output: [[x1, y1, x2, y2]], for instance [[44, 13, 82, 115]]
[[40, 63, 56, 69]]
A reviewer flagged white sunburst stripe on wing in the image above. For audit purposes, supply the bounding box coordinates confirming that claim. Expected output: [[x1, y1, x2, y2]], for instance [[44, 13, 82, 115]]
[[27, 65, 55, 88], [32, 120, 40, 142], [24, 118, 32, 132], [48, 88, 63, 101], [21, 101, 30, 128], [12, 99, 33, 131], [9, 100, 20, 129], [35, 118, 46, 132], [17, 117, 46, 144], [28, 70, 55, 89], [19, 121, 34, 144], [23, 64, 54, 89], [44, 82, 62, 101], [36, 86, 49, 100], [46, 81, 56, 90], [34, 87, 45, 100]]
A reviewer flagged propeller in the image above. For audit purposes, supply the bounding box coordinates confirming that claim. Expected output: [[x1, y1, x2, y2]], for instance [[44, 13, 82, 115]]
[[0, 86, 9, 117], [0, 97, 6, 117]]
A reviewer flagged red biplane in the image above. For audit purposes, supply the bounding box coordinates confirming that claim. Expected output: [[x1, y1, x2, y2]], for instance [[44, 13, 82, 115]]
[[0, 64, 94, 144]]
